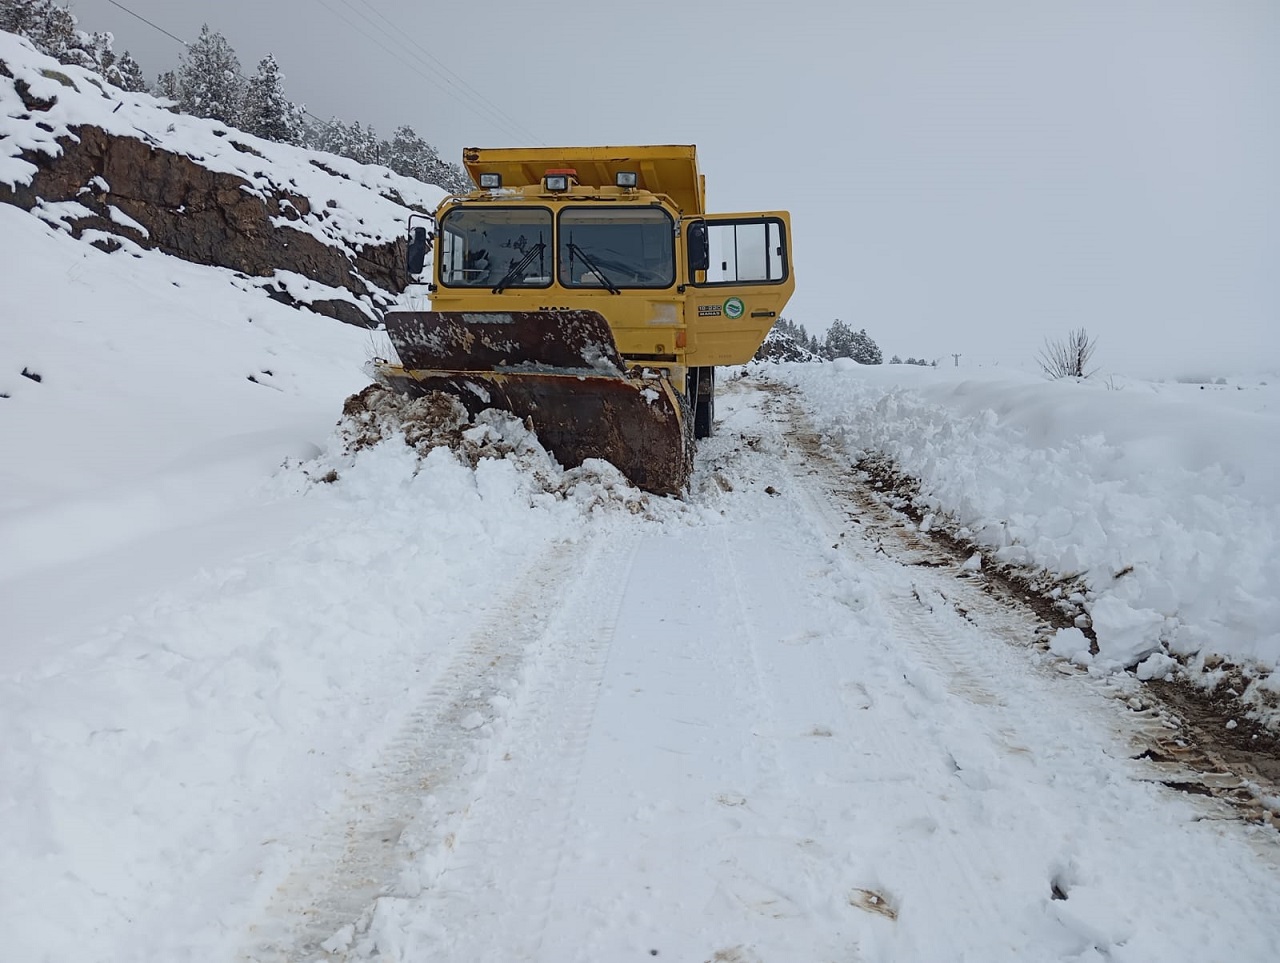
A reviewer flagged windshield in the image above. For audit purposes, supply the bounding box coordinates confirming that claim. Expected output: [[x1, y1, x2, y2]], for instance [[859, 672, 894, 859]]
[[439, 207, 552, 288], [558, 208, 675, 289]]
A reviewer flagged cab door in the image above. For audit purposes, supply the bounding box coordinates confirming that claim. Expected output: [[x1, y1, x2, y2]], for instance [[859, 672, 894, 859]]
[[683, 212, 795, 366]]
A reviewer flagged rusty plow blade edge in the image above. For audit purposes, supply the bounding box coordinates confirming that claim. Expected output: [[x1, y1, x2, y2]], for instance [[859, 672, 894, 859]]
[[376, 311, 691, 496]]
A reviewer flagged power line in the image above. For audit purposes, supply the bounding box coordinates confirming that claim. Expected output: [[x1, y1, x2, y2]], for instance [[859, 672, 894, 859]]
[[98, 0, 538, 145], [341, 0, 542, 145], [100, 1, 332, 136], [312, 0, 541, 144], [104, 0, 188, 48]]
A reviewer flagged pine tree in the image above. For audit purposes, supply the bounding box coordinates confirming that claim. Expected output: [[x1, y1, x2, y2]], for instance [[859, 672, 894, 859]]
[[824, 319, 856, 359], [0, 0, 36, 34], [352, 122, 380, 164], [2, 1, 94, 69], [0, 1, 58, 48], [381, 124, 433, 180], [154, 69, 179, 101], [110, 50, 147, 92], [177, 24, 243, 125], [849, 328, 883, 365], [302, 115, 346, 155], [300, 114, 466, 190], [62, 27, 111, 73], [427, 157, 471, 193], [241, 54, 299, 143], [322, 119, 379, 164]]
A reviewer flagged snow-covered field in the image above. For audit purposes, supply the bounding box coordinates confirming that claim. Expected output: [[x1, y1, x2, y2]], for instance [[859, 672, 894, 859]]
[[6, 27, 1280, 961]]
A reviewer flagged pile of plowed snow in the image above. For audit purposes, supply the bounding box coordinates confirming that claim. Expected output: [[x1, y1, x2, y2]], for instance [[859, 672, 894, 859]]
[[323, 383, 663, 516]]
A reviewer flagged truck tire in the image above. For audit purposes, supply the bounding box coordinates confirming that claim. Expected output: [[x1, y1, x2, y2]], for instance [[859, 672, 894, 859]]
[[693, 366, 715, 439]]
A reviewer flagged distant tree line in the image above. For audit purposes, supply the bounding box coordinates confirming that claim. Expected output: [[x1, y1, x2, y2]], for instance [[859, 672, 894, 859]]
[[1, 2, 469, 192], [757, 318, 938, 366]]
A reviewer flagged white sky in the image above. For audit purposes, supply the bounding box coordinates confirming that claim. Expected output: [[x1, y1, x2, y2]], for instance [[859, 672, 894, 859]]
[[73, 0, 1279, 374]]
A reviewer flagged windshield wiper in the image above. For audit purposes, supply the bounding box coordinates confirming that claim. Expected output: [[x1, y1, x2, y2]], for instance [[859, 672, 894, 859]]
[[567, 242, 621, 294], [492, 241, 546, 293]]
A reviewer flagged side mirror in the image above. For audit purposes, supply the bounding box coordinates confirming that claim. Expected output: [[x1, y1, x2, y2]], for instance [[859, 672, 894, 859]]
[[687, 221, 709, 273], [406, 225, 429, 277]]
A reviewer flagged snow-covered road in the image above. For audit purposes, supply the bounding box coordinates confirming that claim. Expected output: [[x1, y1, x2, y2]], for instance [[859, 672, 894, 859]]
[[5, 360, 1279, 961], [232, 378, 1280, 962]]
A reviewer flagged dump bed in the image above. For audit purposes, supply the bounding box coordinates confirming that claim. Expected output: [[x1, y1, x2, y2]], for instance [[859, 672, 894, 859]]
[[462, 145, 706, 216]]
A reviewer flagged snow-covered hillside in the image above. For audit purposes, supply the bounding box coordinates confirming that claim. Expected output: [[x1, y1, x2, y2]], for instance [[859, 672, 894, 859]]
[[4, 26, 1280, 963], [1, 31, 444, 324]]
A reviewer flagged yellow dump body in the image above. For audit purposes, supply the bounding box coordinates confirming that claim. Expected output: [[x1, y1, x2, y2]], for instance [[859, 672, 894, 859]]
[[462, 145, 707, 216]]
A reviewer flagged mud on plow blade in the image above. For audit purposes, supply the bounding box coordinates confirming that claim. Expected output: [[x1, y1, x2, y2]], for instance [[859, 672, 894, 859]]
[[374, 310, 692, 496]]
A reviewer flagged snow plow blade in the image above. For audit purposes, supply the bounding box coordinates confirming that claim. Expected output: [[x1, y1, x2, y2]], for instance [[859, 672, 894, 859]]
[[374, 310, 691, 496]]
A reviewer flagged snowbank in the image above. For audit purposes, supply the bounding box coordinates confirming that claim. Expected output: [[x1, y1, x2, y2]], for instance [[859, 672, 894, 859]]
[[772, 360, 1280, 683]]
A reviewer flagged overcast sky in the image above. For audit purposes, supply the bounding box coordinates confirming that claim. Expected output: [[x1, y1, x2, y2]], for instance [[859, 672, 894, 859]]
[[73, 0, 1278, 375]]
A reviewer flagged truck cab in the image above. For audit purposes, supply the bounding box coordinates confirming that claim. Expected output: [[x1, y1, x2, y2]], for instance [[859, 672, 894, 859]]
[[412, 145, 795, 436]]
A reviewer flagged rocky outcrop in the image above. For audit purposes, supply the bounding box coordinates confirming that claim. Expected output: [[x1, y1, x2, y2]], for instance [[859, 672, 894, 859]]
[[0, 81, 407, 327]]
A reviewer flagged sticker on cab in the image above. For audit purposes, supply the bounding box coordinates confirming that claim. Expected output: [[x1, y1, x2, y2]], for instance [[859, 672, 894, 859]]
[[723, 297, 745, 320]]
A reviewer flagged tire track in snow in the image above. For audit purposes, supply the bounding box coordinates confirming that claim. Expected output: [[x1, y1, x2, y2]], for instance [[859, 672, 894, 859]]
[[738, 385, 1015, 950], [239, 536, 589, 962], [352, 531, 642, 961]]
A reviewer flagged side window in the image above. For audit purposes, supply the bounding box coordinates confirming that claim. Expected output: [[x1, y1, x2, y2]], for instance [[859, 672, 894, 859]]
[[693, 218, 787, 285], [439, 224, 466, 283]]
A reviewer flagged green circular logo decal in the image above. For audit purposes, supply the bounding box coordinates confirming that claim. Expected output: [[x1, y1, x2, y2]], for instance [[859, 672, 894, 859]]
[[723, 297, 745, 319]]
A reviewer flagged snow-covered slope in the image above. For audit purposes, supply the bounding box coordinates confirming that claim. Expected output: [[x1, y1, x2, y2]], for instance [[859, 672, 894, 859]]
[[1, 30, 445, 323]]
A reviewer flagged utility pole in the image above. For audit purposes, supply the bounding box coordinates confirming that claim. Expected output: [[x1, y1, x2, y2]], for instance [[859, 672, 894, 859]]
[[951, 353, 961, 367]]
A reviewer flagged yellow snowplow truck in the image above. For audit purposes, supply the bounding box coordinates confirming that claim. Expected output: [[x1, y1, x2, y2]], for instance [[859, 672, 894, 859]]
[[373, 145, 794, 495]]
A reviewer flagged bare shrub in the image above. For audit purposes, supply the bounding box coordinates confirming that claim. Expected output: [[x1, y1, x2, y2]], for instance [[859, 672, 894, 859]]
[[1037, 328, 1098, 379]]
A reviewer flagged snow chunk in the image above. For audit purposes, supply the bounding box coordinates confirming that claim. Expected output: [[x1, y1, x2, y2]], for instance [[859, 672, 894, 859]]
[[1090, 596, 1166, 668], [1049, 627, 1093, 665], [1136, 651, 1177, 681]]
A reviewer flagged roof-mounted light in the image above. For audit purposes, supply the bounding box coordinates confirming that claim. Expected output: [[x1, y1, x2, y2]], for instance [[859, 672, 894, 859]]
[[615, 171, 638, 189], [544, 168, 577, 192], [478, 172, 502, 189]]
